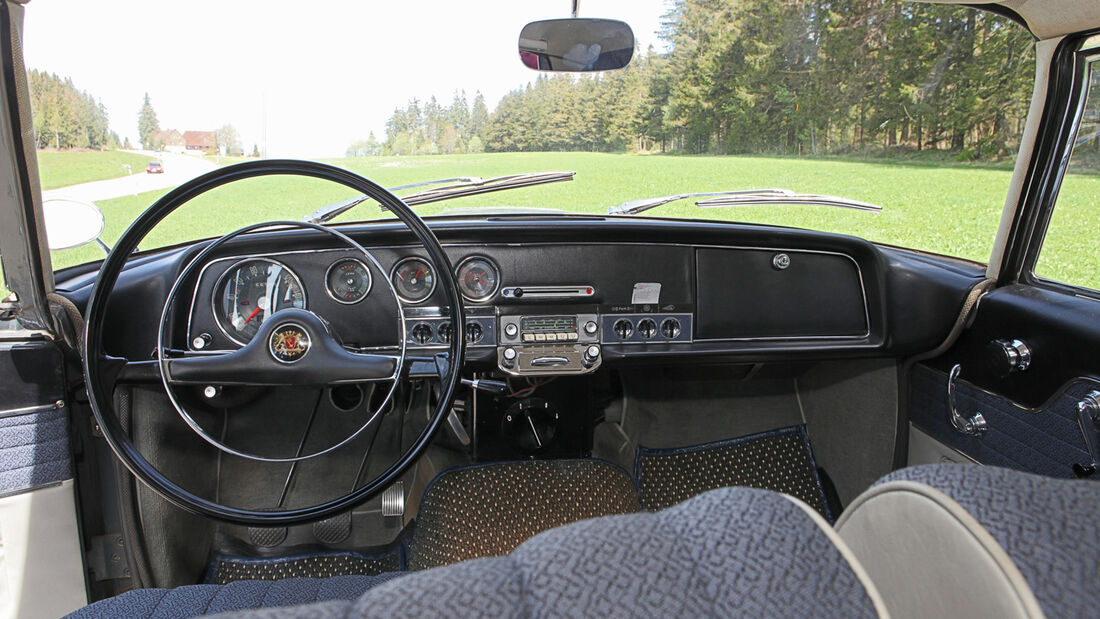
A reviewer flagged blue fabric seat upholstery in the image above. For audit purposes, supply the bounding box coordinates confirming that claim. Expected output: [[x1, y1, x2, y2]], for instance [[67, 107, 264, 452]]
[[215, 487, 886, 618], [70, 487, 885, 618]]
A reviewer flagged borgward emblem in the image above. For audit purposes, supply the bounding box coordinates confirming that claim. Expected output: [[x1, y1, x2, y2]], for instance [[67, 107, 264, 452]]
[[269, 324, 310, 363]]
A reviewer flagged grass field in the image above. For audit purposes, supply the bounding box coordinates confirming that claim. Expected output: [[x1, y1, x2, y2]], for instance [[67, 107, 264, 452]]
[[33, 151, 1100, 291], [36, 150, 153, 190]]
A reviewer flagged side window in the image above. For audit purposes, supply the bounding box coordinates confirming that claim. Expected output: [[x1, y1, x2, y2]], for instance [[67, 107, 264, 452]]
[[1033, 53, 1100, 292]]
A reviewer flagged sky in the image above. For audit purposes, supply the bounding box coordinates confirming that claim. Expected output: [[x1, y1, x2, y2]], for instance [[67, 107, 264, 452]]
[[23, 0, 669, 158]]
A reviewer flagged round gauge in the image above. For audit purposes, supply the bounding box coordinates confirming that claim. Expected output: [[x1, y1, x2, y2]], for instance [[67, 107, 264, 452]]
[[326, 258, 372, 304], [456, 256, 500, 302], [213, 258, 306, 345], [390, 257, 435, 304]]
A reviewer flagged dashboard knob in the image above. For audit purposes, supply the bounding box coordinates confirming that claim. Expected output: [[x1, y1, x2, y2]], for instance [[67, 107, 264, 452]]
[[503, 347, 517, 361], [411, 323, 433, 345], [584, 320, 598, 335], [636, 318, 657, 339], [465, 321, 484, 343], [437, 322, 453, 344], [613, 319, 633, 340], [192, 333, 212, 350], [584, 345, 601, 362], [504, 323, 519, 337], [660, 317, 681, 339]]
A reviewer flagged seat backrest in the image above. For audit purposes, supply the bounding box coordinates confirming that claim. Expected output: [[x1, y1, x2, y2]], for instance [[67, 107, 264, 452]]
[[836, 464, 1099, 619], [323, 487, 887, 617]]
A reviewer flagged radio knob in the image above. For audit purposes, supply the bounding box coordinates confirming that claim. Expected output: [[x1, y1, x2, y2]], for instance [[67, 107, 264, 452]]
[[503, 347, 517, 361], [504, 323, 519, 338], [584, 345, 601, 363], [584, 320, 598, 335]]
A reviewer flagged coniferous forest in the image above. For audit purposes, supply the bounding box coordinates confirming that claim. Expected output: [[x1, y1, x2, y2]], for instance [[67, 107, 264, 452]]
[[377, 1, 1035, 161]]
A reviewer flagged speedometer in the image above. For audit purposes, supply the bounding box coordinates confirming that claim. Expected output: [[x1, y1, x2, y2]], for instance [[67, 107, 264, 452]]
[[213, 258, 306, 345]]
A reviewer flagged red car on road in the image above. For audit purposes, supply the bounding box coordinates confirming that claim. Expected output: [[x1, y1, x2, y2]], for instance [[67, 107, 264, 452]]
[[146, 161, 163, 174]]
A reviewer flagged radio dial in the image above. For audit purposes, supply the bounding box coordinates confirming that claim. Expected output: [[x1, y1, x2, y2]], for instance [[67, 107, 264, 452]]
[[584, 320, 598, 335], [504, 323, 519, 337]]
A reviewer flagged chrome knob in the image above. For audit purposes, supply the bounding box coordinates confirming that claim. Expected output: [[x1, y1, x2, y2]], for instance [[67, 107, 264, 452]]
[[584, 345, 600, 363], [584, 320, 598, 335], [192, 333, 212, 350], [504, 323, 518, 337], [503, 347, 517, 361], [988, 339, 1031, 376]]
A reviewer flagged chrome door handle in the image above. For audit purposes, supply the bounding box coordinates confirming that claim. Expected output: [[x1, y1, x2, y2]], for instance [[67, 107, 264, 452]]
[[1074, 391, 1100, 478], [947, 364, 988, 437]]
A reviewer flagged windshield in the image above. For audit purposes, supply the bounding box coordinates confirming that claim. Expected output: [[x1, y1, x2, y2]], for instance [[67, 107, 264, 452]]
[[23, 1, 1038, 276]]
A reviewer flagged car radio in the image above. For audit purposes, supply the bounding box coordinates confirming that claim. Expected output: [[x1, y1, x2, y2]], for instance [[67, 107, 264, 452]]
[[497, 313, 601, 375]]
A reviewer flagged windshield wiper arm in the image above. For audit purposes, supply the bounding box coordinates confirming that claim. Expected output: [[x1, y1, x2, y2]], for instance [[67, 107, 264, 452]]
[[305, 172, 575, 223], [304, 176, 482, 224], [398, 171, 574, 207], [696, 191, 882, 212], [609, 189, 882, 215], [608, 189, 791, 215]]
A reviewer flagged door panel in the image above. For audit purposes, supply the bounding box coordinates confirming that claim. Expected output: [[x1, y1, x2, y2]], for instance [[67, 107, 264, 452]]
[[910, 285, 1100, 477], [0, 337, 87, 618]]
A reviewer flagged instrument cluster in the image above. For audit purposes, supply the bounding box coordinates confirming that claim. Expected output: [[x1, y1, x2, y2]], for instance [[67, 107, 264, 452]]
[[206, 253, 502, 349]]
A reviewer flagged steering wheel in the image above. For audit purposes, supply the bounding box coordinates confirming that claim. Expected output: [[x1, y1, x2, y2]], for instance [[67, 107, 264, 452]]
[[82, 160, 466, 525]]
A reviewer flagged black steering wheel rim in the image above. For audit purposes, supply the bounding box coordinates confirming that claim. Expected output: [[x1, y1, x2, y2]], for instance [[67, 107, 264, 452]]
[[82, 159, 466, 525]]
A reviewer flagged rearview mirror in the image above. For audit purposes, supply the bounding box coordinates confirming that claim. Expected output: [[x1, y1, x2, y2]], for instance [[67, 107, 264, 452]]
[[42, 198, 107, 252], [519, 18, 634, 72]]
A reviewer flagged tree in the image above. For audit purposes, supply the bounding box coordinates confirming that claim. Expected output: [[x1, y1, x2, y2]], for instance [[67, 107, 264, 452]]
[[137, 93, 159, 150], [214, 123, 242, 155], [469, 92, 490, 142], [28, 71, 112, 149]]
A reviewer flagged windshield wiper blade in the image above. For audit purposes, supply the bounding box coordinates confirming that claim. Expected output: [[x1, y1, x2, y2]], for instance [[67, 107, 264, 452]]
[[608, 189, 791, 215], [696, 191, 882, 212], [398, 171, 575, 207], [304, 176, 482, 224]]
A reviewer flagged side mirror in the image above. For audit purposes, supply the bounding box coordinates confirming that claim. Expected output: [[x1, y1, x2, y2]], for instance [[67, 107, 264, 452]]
[[519, 18, 634, 72], [42, 198, 108, 252]]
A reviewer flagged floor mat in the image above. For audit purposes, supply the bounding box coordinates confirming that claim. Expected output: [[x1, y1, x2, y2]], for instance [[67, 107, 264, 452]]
[[635, 424, 833, 521], [204, 548, 404, 585], [407, 459, 639, 570]]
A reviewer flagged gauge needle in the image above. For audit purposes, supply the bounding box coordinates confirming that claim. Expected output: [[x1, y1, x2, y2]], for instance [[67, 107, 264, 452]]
[[526, 413, 543, 449], [243, 306, 261, 325]]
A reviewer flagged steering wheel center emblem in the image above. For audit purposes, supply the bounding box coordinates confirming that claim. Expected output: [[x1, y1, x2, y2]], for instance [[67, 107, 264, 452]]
[[270, 324, 310, 363]]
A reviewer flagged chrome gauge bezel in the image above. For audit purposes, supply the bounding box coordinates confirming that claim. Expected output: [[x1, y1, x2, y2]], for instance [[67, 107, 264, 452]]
[[455, 255, 501, 303], [211, 257, 308, 347], [389, 256, 437, 304], [325, 257, 372, 305]]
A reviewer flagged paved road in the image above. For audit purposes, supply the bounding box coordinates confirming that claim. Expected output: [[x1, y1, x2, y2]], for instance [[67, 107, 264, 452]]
[[41, 150, 217, 203]]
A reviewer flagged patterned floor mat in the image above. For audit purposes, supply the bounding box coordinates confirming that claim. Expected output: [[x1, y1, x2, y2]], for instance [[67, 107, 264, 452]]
[[204, 548, 404, 584], [635, 424, 832, 521]]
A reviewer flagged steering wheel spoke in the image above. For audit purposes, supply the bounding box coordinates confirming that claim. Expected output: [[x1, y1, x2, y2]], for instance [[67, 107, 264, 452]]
[[163, 309, 399, 387]]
